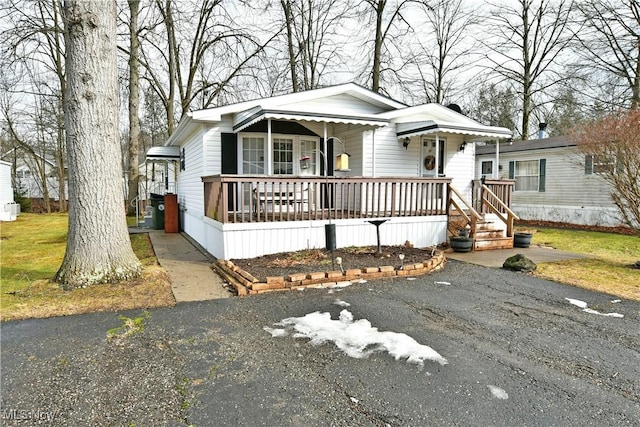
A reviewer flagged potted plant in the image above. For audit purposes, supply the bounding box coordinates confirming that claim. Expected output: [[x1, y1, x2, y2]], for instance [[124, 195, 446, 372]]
[[449, 224, 473, 252], [514, 231, 533, 248]]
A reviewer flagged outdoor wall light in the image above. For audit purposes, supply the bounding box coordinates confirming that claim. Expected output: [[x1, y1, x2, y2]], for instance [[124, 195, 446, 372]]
[[459, 142, 467, 152], [402, 137, 410, 150], [299, 155, 311, 169]]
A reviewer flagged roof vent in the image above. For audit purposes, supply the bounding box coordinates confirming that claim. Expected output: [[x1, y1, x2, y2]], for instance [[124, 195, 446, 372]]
[[538, 123, 547, 139], [446, 103, 462, 114]]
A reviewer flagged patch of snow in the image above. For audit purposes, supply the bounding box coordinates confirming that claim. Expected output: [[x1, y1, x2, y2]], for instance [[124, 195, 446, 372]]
[[333, 299, 351, 307], [565, 298, 623, 318], [434, 281, 451, 286], [565, 298, 588, 308], [265, 309, 447, 367], [487, 385, 508, 399], [406, 277, 416, 281], [263, 326, 288, 337], [583, 308, 624, 318], [611, 299, 621, 303], [350, 396, 359, 403], [357, 279, 367, 284], [332, 281, 352, 288]]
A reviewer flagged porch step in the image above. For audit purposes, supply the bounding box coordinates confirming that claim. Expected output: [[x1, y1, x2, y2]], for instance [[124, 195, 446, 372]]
[[475, 229, 505, 239], [474, 237, 514, 251]]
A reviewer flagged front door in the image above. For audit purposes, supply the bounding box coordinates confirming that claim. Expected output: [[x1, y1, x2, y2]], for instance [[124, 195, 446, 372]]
[[422, 137, 446, 176]]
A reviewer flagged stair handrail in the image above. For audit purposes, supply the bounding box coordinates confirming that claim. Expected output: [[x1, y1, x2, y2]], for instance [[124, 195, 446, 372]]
[[448, 185, 483, 237], [480, 184, 519, 237]]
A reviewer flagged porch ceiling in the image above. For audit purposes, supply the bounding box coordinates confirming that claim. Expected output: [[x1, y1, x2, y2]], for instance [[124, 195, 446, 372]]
[[233, 107, 389, 133], [397, 121, 512, 141]]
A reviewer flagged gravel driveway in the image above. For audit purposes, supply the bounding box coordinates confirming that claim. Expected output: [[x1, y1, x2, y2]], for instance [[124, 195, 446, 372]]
[[2, 260, 639, 426]]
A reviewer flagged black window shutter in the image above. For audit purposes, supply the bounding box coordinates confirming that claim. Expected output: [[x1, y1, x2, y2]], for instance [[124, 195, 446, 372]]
[[585, 155, 593, 175], [221, 133, 238, 174], [508, 161, 515, 179], [221, 133, 238, 212], [539, 159, 546, 192]]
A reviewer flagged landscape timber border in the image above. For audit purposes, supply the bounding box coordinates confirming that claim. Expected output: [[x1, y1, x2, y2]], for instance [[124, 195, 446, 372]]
[[211, 250, 446, 296]]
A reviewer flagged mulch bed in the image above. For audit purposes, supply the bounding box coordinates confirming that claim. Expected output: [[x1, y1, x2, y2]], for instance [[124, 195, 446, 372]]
[[230, 245, 436, 283]]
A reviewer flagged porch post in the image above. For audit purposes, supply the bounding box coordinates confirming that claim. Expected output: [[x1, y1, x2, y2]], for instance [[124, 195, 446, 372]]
[[435, 133, 440, 177], [267, 118, 272, 175], [495, 139, 500, 179], [323, 122, 328, 177]]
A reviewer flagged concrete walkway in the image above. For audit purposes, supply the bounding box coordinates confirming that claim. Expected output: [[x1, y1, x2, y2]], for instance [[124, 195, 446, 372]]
[[147, 230, 233, 302], [446, 245, 585, 268]]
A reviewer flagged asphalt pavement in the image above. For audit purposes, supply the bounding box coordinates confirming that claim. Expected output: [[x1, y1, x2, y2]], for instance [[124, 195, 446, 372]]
[[2, 260, 638, 426]]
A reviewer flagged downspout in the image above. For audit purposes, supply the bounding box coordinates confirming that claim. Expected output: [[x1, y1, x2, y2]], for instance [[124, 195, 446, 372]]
[[495, 139, 500, 179], [322, 122, 328, 176], [267, 118, 272, 175], [371, 128, 376, 176], [435, 133, 440, 177]]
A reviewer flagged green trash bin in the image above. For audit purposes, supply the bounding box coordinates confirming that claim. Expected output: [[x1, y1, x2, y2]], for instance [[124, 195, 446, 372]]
[[150, 193, 165, 230]]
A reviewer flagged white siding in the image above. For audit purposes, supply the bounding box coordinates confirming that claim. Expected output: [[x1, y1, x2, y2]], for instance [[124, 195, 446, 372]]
[[284, 93, 392, 115], [201, 216, 447, 259], [177, 125, 206, 246], [442, 135, 475, 200]]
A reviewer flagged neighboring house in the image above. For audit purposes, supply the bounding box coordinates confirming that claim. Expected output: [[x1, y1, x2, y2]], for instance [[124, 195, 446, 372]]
[[475, 135, 621, 227], [1, 160, 19, 221], [154, 83, 513, 259], [0, 148, 67, 201]]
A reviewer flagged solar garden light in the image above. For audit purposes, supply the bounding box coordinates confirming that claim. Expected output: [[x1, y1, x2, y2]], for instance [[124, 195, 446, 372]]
[[336, 257, 345, 274], [398, 253, 405, 270]]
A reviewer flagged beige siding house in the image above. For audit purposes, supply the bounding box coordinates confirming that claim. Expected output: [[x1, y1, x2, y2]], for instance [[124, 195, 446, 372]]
[[475, 136, 621, 227]]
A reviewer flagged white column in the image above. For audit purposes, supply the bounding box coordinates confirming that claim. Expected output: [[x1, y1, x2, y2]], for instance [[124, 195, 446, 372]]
[[495, 140, 500, 179], [323, 122, 328, 177], [267, 118, 272, 175], [435, 133, 440, 177]]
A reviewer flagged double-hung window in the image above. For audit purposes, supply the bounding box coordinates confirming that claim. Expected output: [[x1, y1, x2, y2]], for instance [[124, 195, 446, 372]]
[[241, 134, 320, 175], [509, 159, 546, 192]]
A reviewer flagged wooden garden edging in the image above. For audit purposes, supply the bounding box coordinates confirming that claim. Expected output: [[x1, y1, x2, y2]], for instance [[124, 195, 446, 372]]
[[211, 250, 446, 296]]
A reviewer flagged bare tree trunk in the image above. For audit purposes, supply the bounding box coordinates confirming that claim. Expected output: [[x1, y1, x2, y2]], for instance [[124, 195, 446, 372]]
[[127, 0, 141, 216], [56, 0, 141, 289], [371, 0, 385, 92], [281, 0, 299, 92]]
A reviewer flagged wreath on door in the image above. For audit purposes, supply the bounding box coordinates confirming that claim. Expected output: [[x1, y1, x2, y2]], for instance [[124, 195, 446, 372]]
[[424, 155, 436, 171]]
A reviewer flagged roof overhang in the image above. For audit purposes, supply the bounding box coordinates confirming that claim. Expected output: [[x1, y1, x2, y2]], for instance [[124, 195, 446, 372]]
[[233, 108, 389, 133], [146, 146, 180, 161], [396, 121, 512, 141]]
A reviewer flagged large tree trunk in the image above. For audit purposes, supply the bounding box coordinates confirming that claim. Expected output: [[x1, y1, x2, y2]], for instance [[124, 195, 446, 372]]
[[55, 0, 141, 289]]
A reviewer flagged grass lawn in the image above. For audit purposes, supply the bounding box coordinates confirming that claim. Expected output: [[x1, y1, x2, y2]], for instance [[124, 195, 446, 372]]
[[523, 227, 640, 301], [1, 213, 174, 321]]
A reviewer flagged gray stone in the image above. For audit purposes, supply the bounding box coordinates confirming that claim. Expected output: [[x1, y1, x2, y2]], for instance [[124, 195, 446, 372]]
[[502, 253, 537, 272]]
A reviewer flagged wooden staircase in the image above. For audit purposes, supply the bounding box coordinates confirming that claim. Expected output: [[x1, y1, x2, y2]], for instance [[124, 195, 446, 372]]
[[472, 219, 513, 251], [447, 181, 519, 252]]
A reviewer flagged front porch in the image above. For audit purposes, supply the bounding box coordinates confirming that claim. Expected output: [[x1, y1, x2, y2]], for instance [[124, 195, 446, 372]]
[[200, 175, 516, 259]]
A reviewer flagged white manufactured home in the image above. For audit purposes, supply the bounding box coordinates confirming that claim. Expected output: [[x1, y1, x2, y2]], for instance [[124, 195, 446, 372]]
[[475, 135, 622, 227], [153, 83, 515, 259]]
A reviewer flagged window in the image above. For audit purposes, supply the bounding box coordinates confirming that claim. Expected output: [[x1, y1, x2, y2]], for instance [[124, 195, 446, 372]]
[[273, 138, 294, 174], [242, 137, 265, 174], [481, 160, 493, 177], [509, 159, 546, 192], [585, 154, 615, 175]]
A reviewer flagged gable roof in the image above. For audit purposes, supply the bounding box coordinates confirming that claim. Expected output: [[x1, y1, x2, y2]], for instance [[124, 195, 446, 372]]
[[167, 83, 405, 145], [476, 135, 574, 155]]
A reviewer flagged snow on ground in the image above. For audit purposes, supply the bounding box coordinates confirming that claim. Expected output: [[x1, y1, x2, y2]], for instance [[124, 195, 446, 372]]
[[565, 298, 624, 318], [264, 309, 448, 367], [487, 385, 509, 399], [333, 299, 351, 307]]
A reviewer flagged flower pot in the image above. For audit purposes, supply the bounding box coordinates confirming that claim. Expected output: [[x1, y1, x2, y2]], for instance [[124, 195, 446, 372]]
[[514, 232, 533, 248], [450, 236, 473, 253]]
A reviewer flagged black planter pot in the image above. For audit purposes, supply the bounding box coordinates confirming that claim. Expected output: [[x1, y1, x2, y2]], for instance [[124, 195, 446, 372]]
[[450, 236, 473, 253], [514, 232, 533, 248]]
